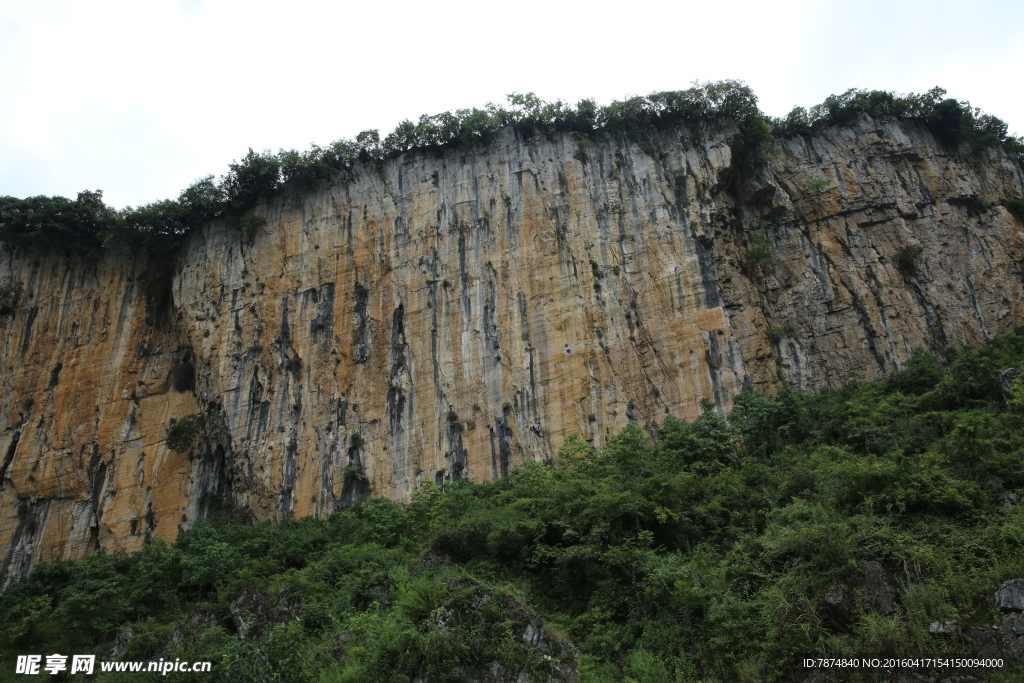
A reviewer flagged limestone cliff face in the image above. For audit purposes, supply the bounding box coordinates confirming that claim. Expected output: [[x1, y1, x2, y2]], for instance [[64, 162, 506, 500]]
[[0, 253, 203, 583], [3, 114, 1024, 584]]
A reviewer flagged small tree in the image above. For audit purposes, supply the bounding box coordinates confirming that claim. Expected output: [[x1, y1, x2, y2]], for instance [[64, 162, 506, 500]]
[[166, 413, 207, 453], [892, 243, 924, 274], [743, 234, 774, 273]]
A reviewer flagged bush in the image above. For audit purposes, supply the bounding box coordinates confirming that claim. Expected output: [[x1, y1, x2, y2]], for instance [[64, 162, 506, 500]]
[[1003, 195, 1024, 222], [767, 324, 800, 343], [5, 84, 1019, 272], [892, 243, 924, 272], [0, 190, 115, 257], [0, 82, 778, 264], [6, 260, 1024, 683], [771, 86, 1024, 161], [219, 624, 308, 683], [743, 234, 774, 271], [165, 413, 207, 453]]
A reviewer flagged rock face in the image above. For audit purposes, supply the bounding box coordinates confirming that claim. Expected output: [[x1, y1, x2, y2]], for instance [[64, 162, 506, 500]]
[[0, 253, 203, 584], [861, 561, 899, 616], [2, 114, 1024, 584], [230, 588, 303, 641], [996, 579, 1024, 612]]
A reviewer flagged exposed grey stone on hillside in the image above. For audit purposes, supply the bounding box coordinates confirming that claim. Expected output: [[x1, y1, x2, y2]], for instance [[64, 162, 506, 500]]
[[818, 588, 852, 631], [862, 561, 899, 615], [230, 588, 304, 640], [999, 492, 1021, 506], [1010, 611, 1024, 636], [995, 579, 1024, 611], [107, 626, 138, 661], [929, 621, 959, 635]]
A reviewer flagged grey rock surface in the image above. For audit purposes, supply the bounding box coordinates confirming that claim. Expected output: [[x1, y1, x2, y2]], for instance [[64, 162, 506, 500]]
[[818, 587, 852, 631], [996, 579, 1024, 611], [929, 621, 960, 635], [862, 561, 899, 615], [230, 588, 304, 640]]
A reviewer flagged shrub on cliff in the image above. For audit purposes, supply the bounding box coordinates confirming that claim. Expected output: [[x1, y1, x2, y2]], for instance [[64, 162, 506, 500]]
[[4, 83, 1019, 267], [165, 413, 208, 453], [1003, 195, 1024, 222], [771, 86, 1024, 159], [0, 190, 115, 257], [0, 82, 775, 262]]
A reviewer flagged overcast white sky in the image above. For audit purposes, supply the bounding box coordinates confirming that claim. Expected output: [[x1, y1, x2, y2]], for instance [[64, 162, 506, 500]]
[[2, 0, 1022, 208]]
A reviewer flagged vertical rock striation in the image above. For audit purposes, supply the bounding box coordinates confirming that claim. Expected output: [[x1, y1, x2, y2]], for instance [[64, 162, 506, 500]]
[[2, 114, 1023, 584], [0, 251, 206, 585]]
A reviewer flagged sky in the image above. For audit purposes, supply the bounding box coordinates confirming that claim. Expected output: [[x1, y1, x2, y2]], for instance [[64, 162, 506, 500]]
[[2, 0, 1022, 209]]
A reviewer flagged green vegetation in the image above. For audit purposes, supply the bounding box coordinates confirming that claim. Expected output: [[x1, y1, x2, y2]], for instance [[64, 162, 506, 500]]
[[771, 86, 1024, 159], [5, 331, 1024, 681], [3, 84, 1019, 269], [743, 234, 775, 272], [807, 178, 831, 193], [892, 244, 925, 274], [1003, 196, 1024, 222], [166, 413, 208, 453], [0, 82, 769, 262], [767, 324, 800, 344], [0, 191, 116, 259], [878, 277, 901, 291]]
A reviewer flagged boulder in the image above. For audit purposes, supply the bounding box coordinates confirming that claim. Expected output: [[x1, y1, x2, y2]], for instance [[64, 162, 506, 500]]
[[967, 625, 1011, 659], [444, 580, 580, 682], [157, 625, 186, 660], [862, 562, 899, 615], [998, 492, 1021, 506], [817, 588, 852, 632], [230, 588, 304, 640], [107, 626, 137, 660], [1010, 635, 1024, 663], [929, 621, 959, 635], [963, 612, 1024, 665], [188, 602, 219, 631], [999, 367, 1023, 400], [332, 631, 350, 661], [995, 579, 1024, 611], [1011, 611, 1024, 636], [153, 602, 223, 659]]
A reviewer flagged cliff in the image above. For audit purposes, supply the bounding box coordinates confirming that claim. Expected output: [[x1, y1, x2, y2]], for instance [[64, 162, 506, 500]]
[[2, 113, 1023, 585]]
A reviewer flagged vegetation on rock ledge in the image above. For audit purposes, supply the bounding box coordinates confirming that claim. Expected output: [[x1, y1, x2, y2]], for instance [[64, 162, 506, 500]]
[[1, 83, 1021, 266], [3, 330, 1024, 681]]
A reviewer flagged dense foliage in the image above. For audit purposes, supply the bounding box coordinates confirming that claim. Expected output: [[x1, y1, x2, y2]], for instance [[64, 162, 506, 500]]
[[165, 414, 209, 454], [0, 82, 766, 260], [4, 331, 1024, 682], [771, 86, 1024, 158], [2, 83, 1021, 266]]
